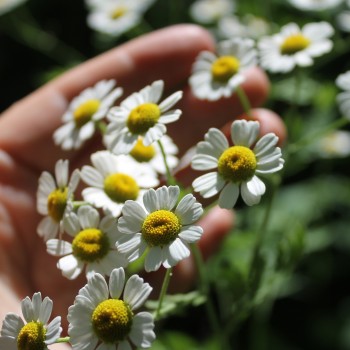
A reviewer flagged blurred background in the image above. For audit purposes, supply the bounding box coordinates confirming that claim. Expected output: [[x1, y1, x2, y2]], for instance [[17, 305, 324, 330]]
[[1, 0, 350, 349]]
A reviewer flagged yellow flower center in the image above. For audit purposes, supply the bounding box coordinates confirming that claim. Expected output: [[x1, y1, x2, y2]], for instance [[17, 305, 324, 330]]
[[92, 299, 133, 343], [211, 56, 240, 83], [126, 103, 161, 135], [47, 187, 68, 222], [17, 321, 46, 350], [142, 210, 181, 247], [218, 146, 257, 183], [72, 228, 110, 263], [280, 34, 310, 55], [73, 99, 100, 128], [130, 138, 156, 163], [104, 173, 139, 203], [110, 7, 127, 19]]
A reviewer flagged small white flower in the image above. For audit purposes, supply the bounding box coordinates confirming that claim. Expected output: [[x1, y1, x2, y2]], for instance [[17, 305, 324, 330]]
[[129, 134, 179, 175], [192, 120, 284, 208], [336, 10, 350, 32], [258, 22, 334, 73], [86, 0, 155, 36], [0, 0, 26, 16], [336, 71, 350, 119], [53, 79, 123, 150], [0, 292, 62, 350], [218, 15, 270, 40], [36, 159, 80, 241], [189, 38, 257, 101], [117, 185, 203, 272], [105, 80, 183, 154], [315, 130, 350, 158], [80, 150, 159, 217], [288, 0, 343, 11], [68, 267, 155, 349], [189, 0, 235, 24], [46, 205, 127, 280]]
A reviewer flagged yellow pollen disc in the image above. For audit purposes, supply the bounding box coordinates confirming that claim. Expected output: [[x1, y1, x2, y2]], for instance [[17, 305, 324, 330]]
[[92, 299, 133, 343], [104, 173, 139, 203], [218, 146, 257, 183], [126, 103, 161, 135], [280, 34, 310, 55], [211, 56, 240, 83], [47, 187, 68, 222], [142, 210, 181, 247], [72, 228, 110, 263], [17, 321, 46, 350], [110, 7, 127, 19], [130, 138, 156, 163], [73, 99, 100, 128]]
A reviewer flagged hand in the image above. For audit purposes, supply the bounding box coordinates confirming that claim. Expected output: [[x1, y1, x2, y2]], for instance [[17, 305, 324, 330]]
[[0, 24, 286, 347]]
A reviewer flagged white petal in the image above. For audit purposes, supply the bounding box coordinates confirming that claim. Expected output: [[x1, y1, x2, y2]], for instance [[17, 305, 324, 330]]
[[144, 247, 163, 272], [129, 312, 155, 348], [124, 275, 152, 310], [175, 194, 203, 224], [168, 239, 190, 264], [1, 313, 24, 337], [178, 226, 203, 243], [241, 176, 265, 206], [231, 120, 259, 147], [46, 239, 73, 256], [191, 154, 219, 170], [192, 172, 225, 198], [78, 205, 100, 229], [143, 123, 166, 146], [218, 182, 240, 209]]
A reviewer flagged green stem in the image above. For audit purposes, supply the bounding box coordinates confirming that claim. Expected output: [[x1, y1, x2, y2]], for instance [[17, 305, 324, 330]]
[[191, 244, 230, 348], [236, 86, 252, 118], [157, 139, 176, 185], [155, 268, 172, 320], [56, 337, 70, 343]]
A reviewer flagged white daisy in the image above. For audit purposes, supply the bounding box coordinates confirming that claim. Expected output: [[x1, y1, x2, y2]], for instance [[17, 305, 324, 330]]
[[80, 150, 159, 217], [0, 292, 62, 350], [129, 134, 179, 175], [337, 10, 350, 32], [336, 71, 350, 119], [46, 205, 127, 280], [0, 0, 26, 16], [315, 130, 350, 158], [86, 0, 155, 37], [68, 267, 155, 349], [53, 79, 123, 150], [191, 119, 284, 208], [36, 159, 80, 241], [105, 80, 183, 154], [189, 38, 257, 101], [258, 22, 334, 73], [116, 185, 204, 272], [189, 0, 235, 24], [288, 0, 343, 11]]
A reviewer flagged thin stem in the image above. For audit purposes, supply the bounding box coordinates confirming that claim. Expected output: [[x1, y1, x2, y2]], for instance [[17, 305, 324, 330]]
[[191, 244, 230, 348], [56, 337, 70, 343], [157, 139, 176, 185], [236, 86, 252, 118], [155, 268, 172, 320]]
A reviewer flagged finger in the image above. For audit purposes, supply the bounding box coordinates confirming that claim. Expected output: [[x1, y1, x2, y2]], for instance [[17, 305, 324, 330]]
[[168, 66, 270, 154], [0, 24, 215, 173]]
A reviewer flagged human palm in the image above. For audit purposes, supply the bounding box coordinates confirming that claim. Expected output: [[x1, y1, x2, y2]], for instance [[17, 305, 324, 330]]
[[0, 24, 285, 349]]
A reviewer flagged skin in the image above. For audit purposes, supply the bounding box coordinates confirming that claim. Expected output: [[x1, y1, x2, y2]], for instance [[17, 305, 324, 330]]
[[0, 24, 286, 349]]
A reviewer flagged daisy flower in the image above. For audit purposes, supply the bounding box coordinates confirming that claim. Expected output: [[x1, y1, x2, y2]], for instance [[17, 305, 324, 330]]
[[336, 70, 350, 119], [116, 185, 203, 272], [129, 134, 179, 175], [80, 150, 159, 217], [189, 38, 257, 101], [258, 22, 334, 73], [189, 0, 235, 24], [191, 119, 284, 208], [0, 292, 62, 350], [46, 205, 127, 280], [288, 0, 343, 11], [315, 130, 350, 158], [36, 159, 80, 241], [86, 0, 155, 37], [104, 80, 183, 155], [53, 79, 123, 150], [68, 267, 155, 349]]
